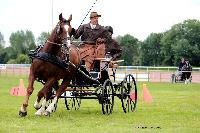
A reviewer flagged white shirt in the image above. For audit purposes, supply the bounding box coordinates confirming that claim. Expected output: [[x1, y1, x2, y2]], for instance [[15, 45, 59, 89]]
[[90, 23, 96, 29]]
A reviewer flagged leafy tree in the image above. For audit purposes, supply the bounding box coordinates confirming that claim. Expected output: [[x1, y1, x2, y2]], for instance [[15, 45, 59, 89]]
[[7, 59, 16, 64], [115, 35, 122, 44], [160, 30, 175, 65], [0, 32, 5, 63], [16, 54, 31, 64], [26, 30, 36, 50], [161, 19, 200, 66], [140, 33, 163, 66], [120, 34, 139, 65], [37, 32, 50, 45], [172, 39, 200, 65], [0, 32, 5, 48], [0, 48, 5, 63], [9, 30, 36, 56], [2, 47, 17, 63]]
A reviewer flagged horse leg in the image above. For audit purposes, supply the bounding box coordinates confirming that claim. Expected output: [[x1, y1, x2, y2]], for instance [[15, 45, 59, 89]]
[[33, 90, 44, 110], [35, 78, 56, 116], [185, 72, 190, 84], [34, 80, 59, 110], [19, 71, 35, 117], [44, 79, 70, 116]]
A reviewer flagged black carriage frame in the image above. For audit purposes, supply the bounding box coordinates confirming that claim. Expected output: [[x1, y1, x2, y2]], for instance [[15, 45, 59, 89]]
[[52, 57, 138, 115]]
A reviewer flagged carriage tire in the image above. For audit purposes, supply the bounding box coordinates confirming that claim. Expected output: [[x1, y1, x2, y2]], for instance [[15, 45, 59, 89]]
[[101, 79, 114, 115], [121, 74, 137, 113], [171, 74, 175, 83]]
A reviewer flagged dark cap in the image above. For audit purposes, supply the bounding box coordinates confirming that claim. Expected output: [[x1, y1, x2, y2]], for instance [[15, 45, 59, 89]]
[[90, 12, 101, 18], [105, 26, 113, 34]]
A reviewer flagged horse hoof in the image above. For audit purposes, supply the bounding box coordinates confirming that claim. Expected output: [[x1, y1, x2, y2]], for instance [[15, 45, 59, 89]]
[[43, 111, 50, 116], [34, 102, 42, 110], [34, 105, 42, 110], [19, 111, 27, 117]]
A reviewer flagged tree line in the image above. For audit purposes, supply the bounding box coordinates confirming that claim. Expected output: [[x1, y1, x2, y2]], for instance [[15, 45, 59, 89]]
[[0, 19, 200, 66]]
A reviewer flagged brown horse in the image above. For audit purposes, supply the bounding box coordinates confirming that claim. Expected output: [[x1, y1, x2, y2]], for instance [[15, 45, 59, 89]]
[[19, 13, 81, 116]]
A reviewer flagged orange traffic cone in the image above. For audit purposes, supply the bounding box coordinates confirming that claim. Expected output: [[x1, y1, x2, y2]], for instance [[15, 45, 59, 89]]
[[10, 87, 19, 96], [9, 79, 26, 96], [142, 84, 153, 103], [18, 79, 26, 96], [130, 91, 136, 101]]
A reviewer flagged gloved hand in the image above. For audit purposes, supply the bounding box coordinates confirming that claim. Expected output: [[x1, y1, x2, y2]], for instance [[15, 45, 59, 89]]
[[69, 28, 76, 36], [96, 38, 105, 44]]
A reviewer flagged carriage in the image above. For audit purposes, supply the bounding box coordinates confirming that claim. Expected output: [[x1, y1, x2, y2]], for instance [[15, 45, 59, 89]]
[[30, 42, 138, 115], [171, 61, 192, 84], [19, 14, 137, 116], [57, 54, 137, 114]]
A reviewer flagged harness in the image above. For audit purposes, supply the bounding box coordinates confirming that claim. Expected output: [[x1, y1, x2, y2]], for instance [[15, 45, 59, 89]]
[[29, 51, 69, 69], [28, 43, 69, 69]]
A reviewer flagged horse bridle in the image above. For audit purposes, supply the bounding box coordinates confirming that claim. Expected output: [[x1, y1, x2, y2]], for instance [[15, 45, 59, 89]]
[[47, 22, 70, 47], [46, 38, 70, 47], [45, 22, 72, 60]]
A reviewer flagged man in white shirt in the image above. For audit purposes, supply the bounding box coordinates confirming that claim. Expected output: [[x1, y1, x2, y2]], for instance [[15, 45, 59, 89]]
[[70, 12, 111, 44]]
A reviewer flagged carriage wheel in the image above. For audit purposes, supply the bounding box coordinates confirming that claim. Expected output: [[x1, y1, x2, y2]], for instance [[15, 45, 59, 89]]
[[121, 74, 137, 113], [64, 87, 81, 110], [172, 74, 178, 83], [101, 79, 114, 115], [171, 74, 175, 83]]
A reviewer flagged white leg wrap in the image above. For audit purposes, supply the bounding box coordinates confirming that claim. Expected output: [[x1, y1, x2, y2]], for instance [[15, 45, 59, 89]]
[[185, 79, 188, 84], [35, 100, 47, 116], [46, 96, 58, 113], [20, 106, 26, 113], [34, 100, 41, 109]]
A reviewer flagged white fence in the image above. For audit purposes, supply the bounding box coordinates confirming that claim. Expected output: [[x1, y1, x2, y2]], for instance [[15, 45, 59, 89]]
[[1, 64, 200, 83], [118, 66, 200, 72]]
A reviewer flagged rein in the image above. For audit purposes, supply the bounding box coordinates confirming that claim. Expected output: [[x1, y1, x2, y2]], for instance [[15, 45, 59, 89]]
[[47, 40, 63, 46], [46, 39, 70, 61], [46, 36, 70, 46]]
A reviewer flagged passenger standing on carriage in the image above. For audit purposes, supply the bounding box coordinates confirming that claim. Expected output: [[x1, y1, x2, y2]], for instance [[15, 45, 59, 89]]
[[105, 26, 122, 60], [178, 57, 187, 81], [178, 57, 186, 71]]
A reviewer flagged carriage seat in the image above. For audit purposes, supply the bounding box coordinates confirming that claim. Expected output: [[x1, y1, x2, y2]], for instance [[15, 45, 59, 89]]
[[79, 41, 105, 71]]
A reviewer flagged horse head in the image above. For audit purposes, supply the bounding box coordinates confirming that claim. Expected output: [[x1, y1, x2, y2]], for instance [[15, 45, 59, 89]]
[[52, 13, 71, 45], [40, 13, 72, 58]]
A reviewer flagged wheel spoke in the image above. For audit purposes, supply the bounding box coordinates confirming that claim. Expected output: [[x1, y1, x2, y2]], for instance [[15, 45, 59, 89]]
[[64, 87, 82, 110], [121, 74, 137, 113], [101, 79, 114, 115]]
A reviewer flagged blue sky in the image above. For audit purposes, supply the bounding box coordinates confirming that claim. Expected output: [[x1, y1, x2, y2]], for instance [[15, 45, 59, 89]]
[[0, 0, 200, 46]]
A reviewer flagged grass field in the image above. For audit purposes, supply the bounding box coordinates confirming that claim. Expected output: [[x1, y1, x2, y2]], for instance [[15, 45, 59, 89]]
[[0, 74, 200, 133]]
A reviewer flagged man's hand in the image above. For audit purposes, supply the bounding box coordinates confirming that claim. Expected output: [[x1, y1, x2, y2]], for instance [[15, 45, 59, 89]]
[[96, 38, 105, 44], [69, 28, 76, 36]]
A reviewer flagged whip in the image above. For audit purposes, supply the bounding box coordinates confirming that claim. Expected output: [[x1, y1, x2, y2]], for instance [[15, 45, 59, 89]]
[[72, 0, 98, 41]]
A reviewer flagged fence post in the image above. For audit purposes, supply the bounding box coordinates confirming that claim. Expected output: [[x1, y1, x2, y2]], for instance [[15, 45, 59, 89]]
[[136, 72, 138, 82], [160, 72, 161, 82]]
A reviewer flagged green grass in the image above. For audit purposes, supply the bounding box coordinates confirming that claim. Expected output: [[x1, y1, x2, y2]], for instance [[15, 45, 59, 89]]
[[0, 74, 200, 133]]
